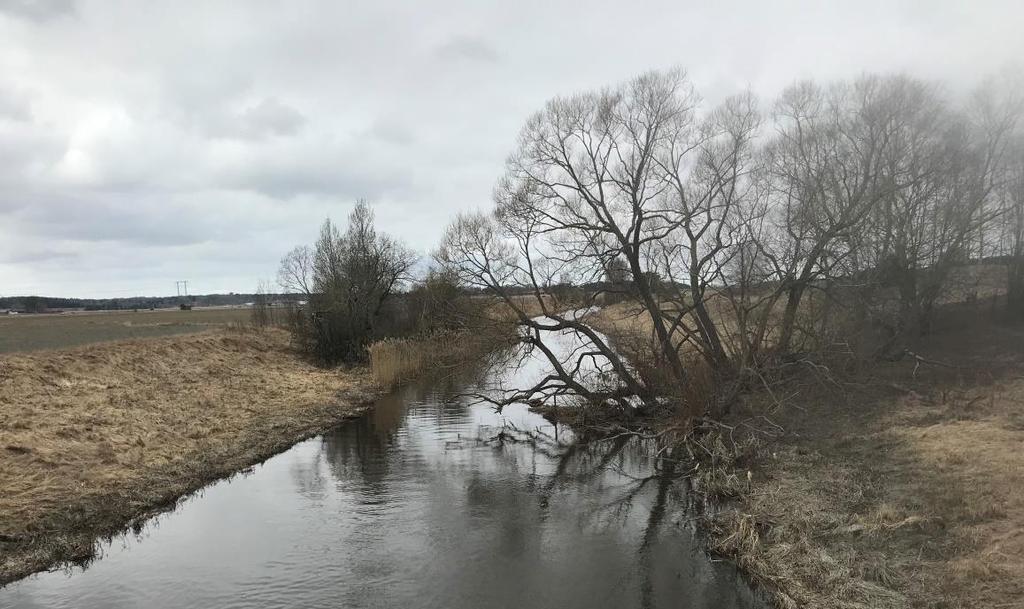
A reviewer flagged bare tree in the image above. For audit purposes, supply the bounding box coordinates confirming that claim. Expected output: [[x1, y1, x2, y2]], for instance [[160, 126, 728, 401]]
[[1001, 136, 1024, 317], [650, 90, 762, 372], [440, 69, 763, 418], [439, 211, 652, 411], [439, 67, 1024, 423], [848, 75, 1021, 343], [764, 76, 918, 353], [858, 76, 970, 339], [336, 200, 418, 339], [283, 200, 417, 363], [277, 245, 313, 296]]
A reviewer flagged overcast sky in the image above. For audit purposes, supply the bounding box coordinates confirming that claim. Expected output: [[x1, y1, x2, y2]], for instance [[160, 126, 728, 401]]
[[1, 0, 1022, 298]]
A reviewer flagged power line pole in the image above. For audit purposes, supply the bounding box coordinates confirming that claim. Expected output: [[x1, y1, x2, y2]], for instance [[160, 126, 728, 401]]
[[175, 280, 189, 298]]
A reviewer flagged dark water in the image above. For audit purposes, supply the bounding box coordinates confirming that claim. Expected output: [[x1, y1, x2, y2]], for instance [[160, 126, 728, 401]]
[[2, 327, 762, 609]]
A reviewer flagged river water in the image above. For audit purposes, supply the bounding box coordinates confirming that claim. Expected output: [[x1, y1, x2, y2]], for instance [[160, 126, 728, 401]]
[[2, 324, 762, 609]]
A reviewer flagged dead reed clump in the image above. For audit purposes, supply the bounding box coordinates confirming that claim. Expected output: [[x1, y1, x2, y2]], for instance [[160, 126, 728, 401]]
[[368, 314, 519, 389], [367, 334, 466, 388]]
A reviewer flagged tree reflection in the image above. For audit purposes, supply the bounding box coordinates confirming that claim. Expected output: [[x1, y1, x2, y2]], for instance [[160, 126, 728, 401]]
[[298, 353, 755, 609]]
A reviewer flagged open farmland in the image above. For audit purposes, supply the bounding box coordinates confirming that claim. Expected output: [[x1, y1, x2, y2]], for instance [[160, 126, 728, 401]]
[[0, 308, 253, 354]]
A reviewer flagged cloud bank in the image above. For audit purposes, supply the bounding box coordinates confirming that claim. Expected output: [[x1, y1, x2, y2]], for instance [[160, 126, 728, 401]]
[[0, 0, 1021, 297]]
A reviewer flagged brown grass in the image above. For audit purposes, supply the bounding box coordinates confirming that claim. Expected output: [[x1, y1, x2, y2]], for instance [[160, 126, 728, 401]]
[[368, 313, 520, 390], [701, 322, 1024, 609], [0, 327, 378, 584], [593, 301, 1024, 608], [368, 333, 467, 388]]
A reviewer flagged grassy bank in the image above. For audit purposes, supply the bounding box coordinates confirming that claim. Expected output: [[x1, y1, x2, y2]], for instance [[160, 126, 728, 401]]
[[591, 304, 1024, 608], [0, 327, 378, 585]]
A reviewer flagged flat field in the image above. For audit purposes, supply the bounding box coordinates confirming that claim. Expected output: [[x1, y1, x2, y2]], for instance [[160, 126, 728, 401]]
[[0, 308, 252, 354]]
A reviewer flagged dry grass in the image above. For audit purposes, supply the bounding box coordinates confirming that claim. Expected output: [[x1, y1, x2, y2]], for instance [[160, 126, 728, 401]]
[[586, 301, 664, 347], [368, 333, 467, 388], [592, 301, 1024, 608], [0, 307, 252, 354], [368, 315, 519, 390], [0, 327, 378, 584], [703, 322, 1024, 609]]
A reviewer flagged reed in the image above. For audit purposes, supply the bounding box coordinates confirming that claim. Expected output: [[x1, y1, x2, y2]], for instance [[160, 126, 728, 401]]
[[368, 333, 463, 389]]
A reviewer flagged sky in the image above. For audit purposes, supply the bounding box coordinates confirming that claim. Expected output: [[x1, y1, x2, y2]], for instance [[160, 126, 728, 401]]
[[0, 0, 1022, 298]]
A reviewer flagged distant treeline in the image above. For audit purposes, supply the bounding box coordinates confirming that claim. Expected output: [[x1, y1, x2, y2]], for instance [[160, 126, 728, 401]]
[[0, 293, 305, 312]]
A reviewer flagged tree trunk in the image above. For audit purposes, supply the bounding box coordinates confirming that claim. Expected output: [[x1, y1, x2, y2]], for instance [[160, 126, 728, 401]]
[[777, 281, 806, 355], [897, 267, 921, 338], [1009, 256, 1024, 320], [625, 255, 689, 389], [692, 295, 730, 370]]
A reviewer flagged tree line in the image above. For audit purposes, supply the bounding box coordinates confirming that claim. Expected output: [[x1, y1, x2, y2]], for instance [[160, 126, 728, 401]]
[[436, 67, 1024, 419]]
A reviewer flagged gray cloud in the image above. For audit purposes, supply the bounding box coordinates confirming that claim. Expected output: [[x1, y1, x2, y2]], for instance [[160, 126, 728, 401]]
[[0, 86, 31, 121], [204, 98, 307, 141], [0, 0, 74, 22], [0, 0, 1021, 297], [0, 247, 76, 264], [219, 157, 412, 200], [367, 117, 416, 146], [435, 35, 500, 64], [16, 194, 213, 247], [237, 98, 305, 138]]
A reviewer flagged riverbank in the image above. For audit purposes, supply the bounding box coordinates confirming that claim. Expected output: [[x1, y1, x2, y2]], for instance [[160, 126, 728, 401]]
[[0, 328, 379, 585], [590, 304, 1024, 608]]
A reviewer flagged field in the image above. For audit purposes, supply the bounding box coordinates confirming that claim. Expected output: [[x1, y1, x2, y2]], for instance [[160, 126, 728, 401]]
[[0, 307, 252, 354], [0, 327, 378, 584]]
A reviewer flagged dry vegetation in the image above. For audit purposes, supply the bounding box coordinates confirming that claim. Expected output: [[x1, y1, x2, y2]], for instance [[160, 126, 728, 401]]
[[0, 307, 252, 354], [367, 300, 525, 389], [595, 302, 1024, 608], [0, 327, 378, 584], [368, 333, 469, 389]]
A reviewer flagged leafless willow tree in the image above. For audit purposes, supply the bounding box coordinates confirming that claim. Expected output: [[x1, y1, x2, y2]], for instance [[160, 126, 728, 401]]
[[872, 78, 1018, 338], [439, 67, 1024, 421], [439, 69, 763, 418], [649, 91, 761, 372], [439, 211, 653, 411]]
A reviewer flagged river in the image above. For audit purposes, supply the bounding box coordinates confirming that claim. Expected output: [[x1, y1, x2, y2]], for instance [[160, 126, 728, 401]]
[[2, 322, 763, 609]]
